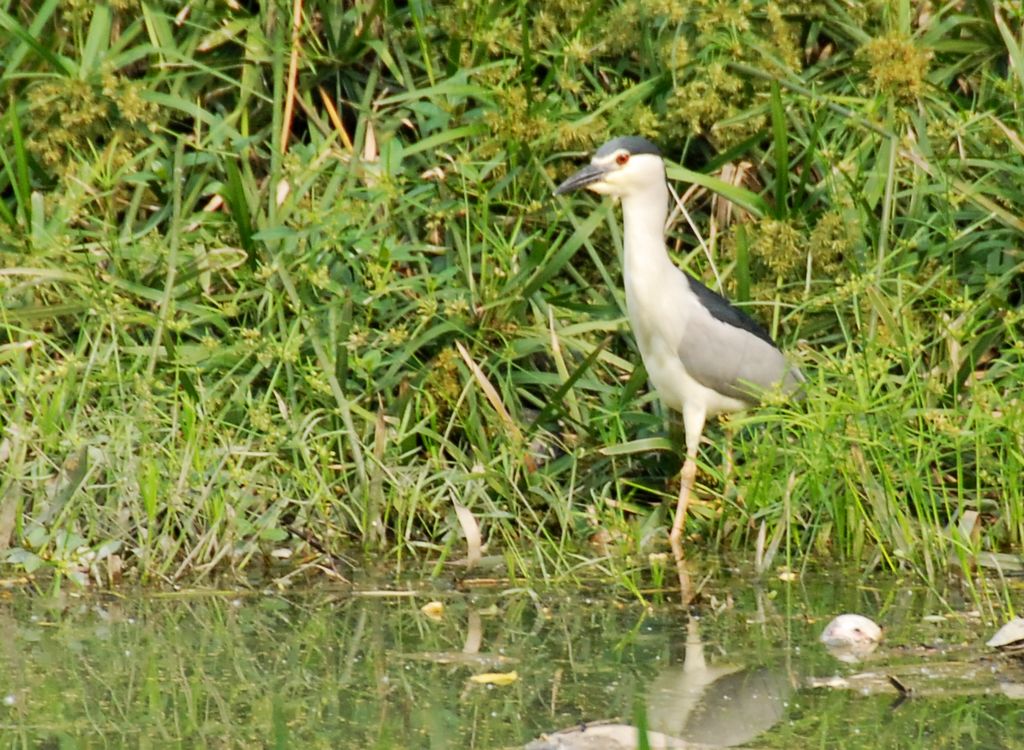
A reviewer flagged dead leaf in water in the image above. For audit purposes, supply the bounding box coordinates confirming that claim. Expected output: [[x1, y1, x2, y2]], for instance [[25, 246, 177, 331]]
[[420, 601, 445, 621], [469, 671, 518, 686]]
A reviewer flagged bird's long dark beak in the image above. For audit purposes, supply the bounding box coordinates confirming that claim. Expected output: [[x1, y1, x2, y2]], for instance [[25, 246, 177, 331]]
[[554, 163, 608, 195]]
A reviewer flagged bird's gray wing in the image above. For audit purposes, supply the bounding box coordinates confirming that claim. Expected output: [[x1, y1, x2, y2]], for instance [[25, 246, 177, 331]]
[[678, 277, 793, 402]]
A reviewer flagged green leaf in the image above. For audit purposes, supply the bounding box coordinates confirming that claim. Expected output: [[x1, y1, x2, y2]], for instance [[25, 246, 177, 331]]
[[0, 5, 74, 77], [525, 206, 605, 298], [260, 526, 289, 542], [80, 2, 112, 78], [994, 7, 1024, 97], [734, 222, 751, 303], [223, 156, 256, 259], [599, 437, 677, 456], [3, 104, 31, 225], [665, 164, 769, 218], [770, 81, 790, 218], [5, 548, 45, 573]]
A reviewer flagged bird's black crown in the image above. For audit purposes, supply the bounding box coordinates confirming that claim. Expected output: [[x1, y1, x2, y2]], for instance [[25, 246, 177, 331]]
[[594, 136, 662, 159]]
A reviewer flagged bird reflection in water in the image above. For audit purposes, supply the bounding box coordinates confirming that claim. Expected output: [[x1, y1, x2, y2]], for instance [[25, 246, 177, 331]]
[[525, 615, 791, 750]]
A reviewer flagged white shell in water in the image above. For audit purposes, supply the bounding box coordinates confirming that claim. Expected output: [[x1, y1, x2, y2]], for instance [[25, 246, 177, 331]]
[[820, 614, 883, 663]]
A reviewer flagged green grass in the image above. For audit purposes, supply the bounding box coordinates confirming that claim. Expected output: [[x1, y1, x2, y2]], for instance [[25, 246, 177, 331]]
[[0, 0, 1022, 590]]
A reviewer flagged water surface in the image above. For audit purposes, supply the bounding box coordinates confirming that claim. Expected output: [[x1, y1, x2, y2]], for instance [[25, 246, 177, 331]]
[[1, 569, 1021, 748]]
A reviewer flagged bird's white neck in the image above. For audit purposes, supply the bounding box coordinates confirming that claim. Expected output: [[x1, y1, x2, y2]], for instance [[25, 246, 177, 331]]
[[621, 179, 672, 279]]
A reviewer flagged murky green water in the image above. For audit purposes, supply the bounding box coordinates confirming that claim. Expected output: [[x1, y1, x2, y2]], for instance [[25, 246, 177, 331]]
[[1, 569, 1022, 748]]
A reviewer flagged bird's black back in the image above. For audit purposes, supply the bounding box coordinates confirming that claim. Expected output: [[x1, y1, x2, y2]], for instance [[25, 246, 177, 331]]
[[684, 274, 777, 347]]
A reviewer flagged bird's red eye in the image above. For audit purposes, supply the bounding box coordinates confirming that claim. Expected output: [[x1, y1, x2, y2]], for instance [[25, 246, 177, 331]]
[[616, 152, 629, 166]]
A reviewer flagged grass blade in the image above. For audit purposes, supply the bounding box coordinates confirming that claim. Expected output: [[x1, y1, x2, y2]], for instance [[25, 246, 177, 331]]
[[770, 81, 790, 218]]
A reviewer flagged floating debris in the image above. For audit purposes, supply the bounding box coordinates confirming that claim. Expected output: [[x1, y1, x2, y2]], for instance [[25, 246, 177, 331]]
[[525, 721, 688, 749], [469, 671, 518, 686], [420, 601, 445, 621], [820, 613, 883, 663], [987, 617, 1024, 655]]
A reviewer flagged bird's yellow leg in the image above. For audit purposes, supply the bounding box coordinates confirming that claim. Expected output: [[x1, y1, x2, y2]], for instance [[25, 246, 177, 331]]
[[670, 457, 698, 604], [669, 456, 697, 562], [671, 404, 705, 601]]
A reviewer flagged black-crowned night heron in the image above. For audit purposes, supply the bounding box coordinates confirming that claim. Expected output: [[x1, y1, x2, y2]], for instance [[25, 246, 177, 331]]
[[555, 136, 802, 562]]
